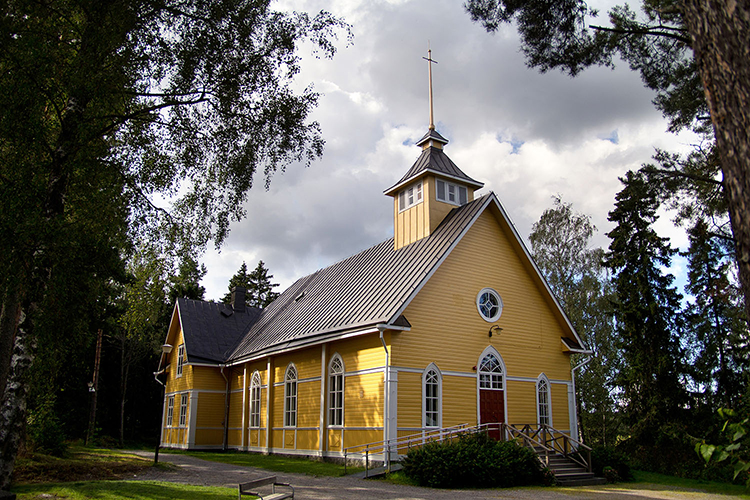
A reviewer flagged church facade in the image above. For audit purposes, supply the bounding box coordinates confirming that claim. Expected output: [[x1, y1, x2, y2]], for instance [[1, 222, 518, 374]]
[[157, 126, 590, 457]]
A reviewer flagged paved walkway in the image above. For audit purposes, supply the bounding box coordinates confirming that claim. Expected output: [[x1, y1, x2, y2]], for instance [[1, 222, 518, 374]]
[[127, 451, 744, 500]]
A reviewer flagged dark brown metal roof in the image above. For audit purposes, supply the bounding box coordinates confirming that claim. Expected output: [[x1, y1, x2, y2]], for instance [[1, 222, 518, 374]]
[[384, 146, 484, 195], [226, 194, 492, 362], [176, 298, 261, 363]]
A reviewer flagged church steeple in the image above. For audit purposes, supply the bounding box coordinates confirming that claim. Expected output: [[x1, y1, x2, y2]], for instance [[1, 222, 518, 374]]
[[384, 49, 484, 250]]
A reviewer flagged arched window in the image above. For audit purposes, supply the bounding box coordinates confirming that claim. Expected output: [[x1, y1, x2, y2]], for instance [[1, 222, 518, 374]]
[[284, 365, 297, 427], [478, 352, 504, 390], [249, 371, 262, 428], [423, 364, 442, 428], [537, 374, 551, 427], [328, 354, 344, 426]]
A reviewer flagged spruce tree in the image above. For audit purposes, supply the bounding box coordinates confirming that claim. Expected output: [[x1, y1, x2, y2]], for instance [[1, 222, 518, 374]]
[[222, 261, 279, 308], [603, 171, 686, 445], [684, 220, 748, 410]]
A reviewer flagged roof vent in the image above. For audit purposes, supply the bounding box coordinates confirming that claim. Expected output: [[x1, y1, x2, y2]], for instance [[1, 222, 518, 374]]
[[294, 291, 305, 302], [231, 286, 246, 312]]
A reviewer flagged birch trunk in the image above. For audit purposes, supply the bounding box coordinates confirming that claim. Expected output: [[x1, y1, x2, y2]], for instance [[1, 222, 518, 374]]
[[0, 320, 35, 490]]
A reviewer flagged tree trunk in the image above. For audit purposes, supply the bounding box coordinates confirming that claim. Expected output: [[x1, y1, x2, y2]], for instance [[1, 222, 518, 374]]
[[0, 291, 20, 402], [683, 0, 750, 324], [0, 317, 35, 490]]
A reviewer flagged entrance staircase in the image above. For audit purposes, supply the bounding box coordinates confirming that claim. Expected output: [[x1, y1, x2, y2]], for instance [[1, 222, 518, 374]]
[[534, 446, 605, 486]]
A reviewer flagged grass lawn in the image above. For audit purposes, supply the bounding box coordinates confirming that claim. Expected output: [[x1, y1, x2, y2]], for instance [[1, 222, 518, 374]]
[[12, 447, 155, 484], [171, 449, 363, 477], [626, 470, 750, 499], [12, 481, 236, 500]]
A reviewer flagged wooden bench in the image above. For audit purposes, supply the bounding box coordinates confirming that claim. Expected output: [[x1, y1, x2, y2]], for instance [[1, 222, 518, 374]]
[[238, 476, 294, 500]]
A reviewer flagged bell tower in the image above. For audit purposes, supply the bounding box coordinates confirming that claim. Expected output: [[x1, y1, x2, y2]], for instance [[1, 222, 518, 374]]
[[384, 49, 484, 250]]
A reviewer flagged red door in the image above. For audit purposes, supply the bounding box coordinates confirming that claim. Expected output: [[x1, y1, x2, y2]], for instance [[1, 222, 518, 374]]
[[480, 389, 505, 439]]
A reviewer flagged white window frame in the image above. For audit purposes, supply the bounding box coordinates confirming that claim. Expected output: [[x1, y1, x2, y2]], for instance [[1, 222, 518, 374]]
[[166, 395, 174, 427], [422, 363, 442, 429], [436, 179, 468, 206], [179, 393, 188, 427], [476, 288, 503, 323], [398, 181, 423, 212], [478, 351, 505, 390], [328, 354, 344, 427], [249, 371, 262, 428], [176, 344, 185, 378], [536, 374, 552, 427], [284, 364, 298, 427]]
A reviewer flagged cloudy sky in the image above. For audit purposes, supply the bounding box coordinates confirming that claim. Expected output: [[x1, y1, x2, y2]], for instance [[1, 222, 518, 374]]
[[200, 0, 699, 301]]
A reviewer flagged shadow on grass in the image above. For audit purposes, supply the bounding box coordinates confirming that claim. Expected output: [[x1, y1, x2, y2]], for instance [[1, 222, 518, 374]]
[[13, 480, 236, 500]]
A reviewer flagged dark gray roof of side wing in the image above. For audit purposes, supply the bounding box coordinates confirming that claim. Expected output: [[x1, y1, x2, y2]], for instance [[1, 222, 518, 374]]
[[385, 146, 484, 195], [177, 298, 262, 363], [227, 194, 492, 362]]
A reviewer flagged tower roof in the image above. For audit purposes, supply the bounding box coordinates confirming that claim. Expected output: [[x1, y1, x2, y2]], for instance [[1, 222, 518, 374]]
[[384, 144, 484, 196]]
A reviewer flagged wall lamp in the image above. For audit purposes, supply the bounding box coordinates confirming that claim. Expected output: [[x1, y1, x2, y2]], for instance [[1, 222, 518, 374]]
[[488, 325, 503, 338], [161, 344, 173, 354]]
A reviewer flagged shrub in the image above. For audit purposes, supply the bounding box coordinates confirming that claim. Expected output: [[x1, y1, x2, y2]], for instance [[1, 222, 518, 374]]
[[591, 445, 631, 481], [402, 432, 542, 488], [27, 395, 67, 457]]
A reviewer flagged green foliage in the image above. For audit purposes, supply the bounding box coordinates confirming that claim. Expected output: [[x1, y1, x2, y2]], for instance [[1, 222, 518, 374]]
[[222, 260, 280, 308], [603, 170, 687, 437], [26, 395, 67, 457], [402, 433, 542, 488], [13, 481, 234, 500], [591, 446, 632, 481], [696, 408, 750, 487], [529, 196, 620, 446]]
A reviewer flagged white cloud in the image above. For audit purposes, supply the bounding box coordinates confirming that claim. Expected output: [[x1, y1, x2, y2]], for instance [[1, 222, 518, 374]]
[[199, 0, 701, 301]]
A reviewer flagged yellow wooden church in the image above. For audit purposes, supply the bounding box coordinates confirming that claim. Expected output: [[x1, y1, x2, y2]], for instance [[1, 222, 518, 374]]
[[157, 122, 590, 458]]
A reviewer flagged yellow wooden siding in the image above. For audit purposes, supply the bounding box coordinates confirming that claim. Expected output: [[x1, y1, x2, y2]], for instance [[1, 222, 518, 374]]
[[397, 371, 421, 428], [506, 380, 536, 424], [273, 347, 320, 382], [443, 376, 477, 427], [227, 390, 243, 429], [551, 383, 570, 430], [195, 428, 223, 446], [330, 335, 386, 373], [191, 366, 225, 391], [394, 176, 478, 249], [393, 209, 572, 382], [195, 392, 225, 428], [297, 380, 320, 428], [162, 427, 187, 446], [344, 372, 383, 428]]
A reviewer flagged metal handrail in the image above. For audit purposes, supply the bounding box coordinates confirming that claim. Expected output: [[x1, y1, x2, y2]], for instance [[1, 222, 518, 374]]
[[343, 423, 475, 476], [342, 422, 591, 476]]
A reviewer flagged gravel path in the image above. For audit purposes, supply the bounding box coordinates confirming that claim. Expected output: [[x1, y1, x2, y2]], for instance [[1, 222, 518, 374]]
[[126, 451, 744, 500]]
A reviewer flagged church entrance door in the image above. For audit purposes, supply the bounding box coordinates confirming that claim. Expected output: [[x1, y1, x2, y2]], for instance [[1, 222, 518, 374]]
[[477, 351, 506, 440]]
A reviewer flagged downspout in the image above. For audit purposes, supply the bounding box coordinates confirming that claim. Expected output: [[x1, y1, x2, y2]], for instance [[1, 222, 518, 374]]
[[221, 365, 230, 451], [569, 356, 591, 444], [378, 326, 390, 470]]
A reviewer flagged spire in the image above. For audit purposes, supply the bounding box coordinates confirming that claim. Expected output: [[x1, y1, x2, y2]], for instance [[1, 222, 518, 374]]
[[418, 47, 448, 150], [423, 48, 437, 131]]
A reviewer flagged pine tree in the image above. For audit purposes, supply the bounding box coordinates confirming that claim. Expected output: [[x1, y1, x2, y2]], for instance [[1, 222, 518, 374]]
[[603, 171, 686, 445]]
